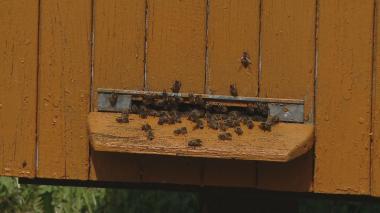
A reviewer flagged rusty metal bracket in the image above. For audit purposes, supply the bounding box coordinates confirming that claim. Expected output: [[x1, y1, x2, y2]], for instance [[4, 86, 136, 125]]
[[97, 88, 305, 123]]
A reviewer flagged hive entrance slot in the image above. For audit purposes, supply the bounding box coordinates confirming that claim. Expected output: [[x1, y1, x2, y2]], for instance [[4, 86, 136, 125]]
[[89, 89, 314, 162]]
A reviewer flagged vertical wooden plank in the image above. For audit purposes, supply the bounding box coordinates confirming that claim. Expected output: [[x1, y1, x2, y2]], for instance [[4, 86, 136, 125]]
[[143, 0, 207, 185], [315, 0, 373, 194], [89, 0, 146, 182], [0, 0, 38, 177], [38, 0, 92, 179], [257, 0, 316, 192], [146, 0, 206, 92], [203, 0, 260, 187], [373, 0, 380, 197]]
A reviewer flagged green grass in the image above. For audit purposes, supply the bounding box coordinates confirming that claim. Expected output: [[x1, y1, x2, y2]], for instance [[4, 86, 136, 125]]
[[0, 177, 379, 213]]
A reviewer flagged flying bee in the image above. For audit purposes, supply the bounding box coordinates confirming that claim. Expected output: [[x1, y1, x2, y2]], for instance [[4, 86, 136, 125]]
[[260, 115, 280, 132], [171, 80, 182, 93], [240, 51, 252, 68], [218, 132, 232, 141], [174, 127, 188, 135], [116, 111, 129, 123], [235, 126, 243, 136], [230, 84, 238, 97], [141, 123, 152, 132], [188, 139, 202, 147]]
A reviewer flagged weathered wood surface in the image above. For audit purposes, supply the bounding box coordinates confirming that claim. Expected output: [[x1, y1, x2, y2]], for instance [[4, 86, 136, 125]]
[[38, 0, 92, 179], [89, 113, 314, 162], [372, 0, 380, 197], [142, 0, 207, 185], [0, 0, 39, 177], [204, 0, 261, 187], [257, 0, 316, 192], [90, 0, 146, 182], [315, 0, 373, 195]]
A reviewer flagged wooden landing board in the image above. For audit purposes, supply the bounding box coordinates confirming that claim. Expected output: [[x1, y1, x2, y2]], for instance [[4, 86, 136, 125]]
[[88, 112, 314, 162]]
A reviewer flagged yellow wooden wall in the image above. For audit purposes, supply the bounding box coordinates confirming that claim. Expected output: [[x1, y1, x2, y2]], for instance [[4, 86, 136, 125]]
[[1, 0, 380, 197]]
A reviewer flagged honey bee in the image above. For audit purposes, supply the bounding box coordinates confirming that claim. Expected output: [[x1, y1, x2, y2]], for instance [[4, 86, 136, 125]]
[[234, 126, 243, 136], [108, 92, 118, 107], [208, 119, 219, 130], [130, 104, 139, 114], [141, 123, 152, 132], [260, 115, 280, 132], [218, 132, 232, 141], [247, 119, 254, 129], [158, 114, 169, 125], [230, 84, 238, 97], [171, 80, 182, 93], [174, 127, 188, 135], [188, 139, 202, 147], [240, 51, 252, 68], [214, 103, 228, 114], [146, 130, 155, 141], [139, 105, 149, 119], [116, 111, 129, 123], [194, 119, 204, 130], [188, 93, 196, 105], [188, 109, 203, 122]]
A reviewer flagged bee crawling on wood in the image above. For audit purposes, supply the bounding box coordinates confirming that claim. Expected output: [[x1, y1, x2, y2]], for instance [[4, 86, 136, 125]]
[[146, 130, 155, 141], [116, 111, 129, 123], [193, 119, 204, 130], [158, 114, 168, 125], [171, 80, 182, 93], [218, 132, 232, 141], [230, 84, 238, 97], [247, 119, 254, 129], [174, 127, 188, 135], [188, 109, 203, 122], [139, 106, 149, 119], [208, 119, 219, 130], [141, 123, 152, 132], [234, 126, 243, 136], [240, 51, 252, 68], [188, 139, 202, 147], [260, 115, 280, 132]]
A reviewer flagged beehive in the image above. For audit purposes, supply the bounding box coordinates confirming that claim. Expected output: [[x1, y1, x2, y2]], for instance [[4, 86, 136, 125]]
[[1, 0, 379, 197]]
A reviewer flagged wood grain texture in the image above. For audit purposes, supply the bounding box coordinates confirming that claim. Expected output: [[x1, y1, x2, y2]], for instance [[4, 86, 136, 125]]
[[146, 0, 206, 92], [373, 0, 380, 197], [207, 0, 260, 96], [315, 0, 373, 195], [0, 0, 38, 177], [257, 0, 316, 192], [92, 0, 146, 109], [143, 0, 206, 185], [89, 113, 314, 162], [38, 0, 92, 179], [90, 0, 146, 182], [203, 0, 260, 187]]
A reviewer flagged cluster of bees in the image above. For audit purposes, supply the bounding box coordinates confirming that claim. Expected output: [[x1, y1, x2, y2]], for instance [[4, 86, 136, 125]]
[[115, 81, 279, 148]]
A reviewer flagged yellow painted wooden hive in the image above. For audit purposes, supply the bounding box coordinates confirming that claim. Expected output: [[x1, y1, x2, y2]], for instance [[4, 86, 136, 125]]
[[1, 0, 379, 197]]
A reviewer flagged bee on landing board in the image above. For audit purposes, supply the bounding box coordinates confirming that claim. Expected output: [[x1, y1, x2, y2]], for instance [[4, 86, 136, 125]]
[[188, 139, 202, 147]]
